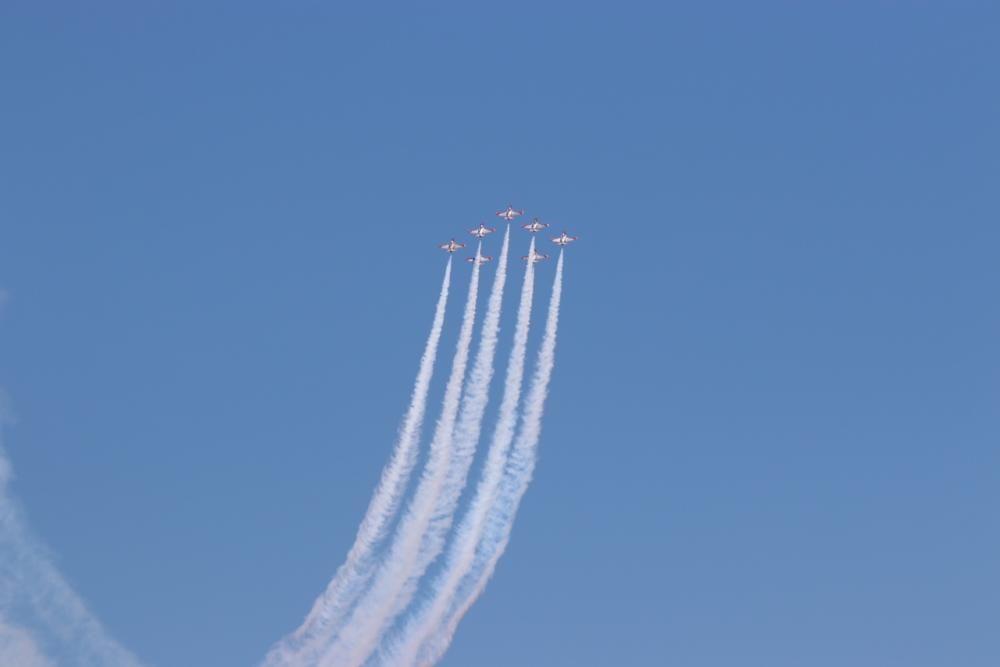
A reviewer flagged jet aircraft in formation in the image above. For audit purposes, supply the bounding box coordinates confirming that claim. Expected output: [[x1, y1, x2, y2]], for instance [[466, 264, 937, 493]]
[[496, 205, 524, 221], [469, 223, 496, 239], [440, 205, 576, 263], [552, 232, 577, 247], [522, 249, 549, 263], [521, 218, 549, 234], [439, 239, 465, 253]]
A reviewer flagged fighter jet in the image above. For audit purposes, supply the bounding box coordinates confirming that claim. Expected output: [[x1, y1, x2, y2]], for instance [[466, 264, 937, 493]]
[[439, 239, 465, 253], [522, 250, 549, 263], [496, 205, 524, 222], [466, 255, 493, 265], [552, 232, 578, 247], [521, 218, 549, 233], [469, 223, 496, 239]]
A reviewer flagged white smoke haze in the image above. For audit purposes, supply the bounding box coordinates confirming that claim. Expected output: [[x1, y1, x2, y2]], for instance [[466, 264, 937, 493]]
[[414, 249, 563, 667], [2, 293, 144, 665], [263, 259, 454, 667], [0, 387, 17, 427], [318, 242, 485, 667], [0, 615, 55, 667], [0, 434, 144, 667], [383, 238, 541, 667]]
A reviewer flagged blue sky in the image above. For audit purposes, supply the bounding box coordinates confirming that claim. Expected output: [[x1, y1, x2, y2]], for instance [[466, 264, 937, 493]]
[[1, 2, 998, 666]]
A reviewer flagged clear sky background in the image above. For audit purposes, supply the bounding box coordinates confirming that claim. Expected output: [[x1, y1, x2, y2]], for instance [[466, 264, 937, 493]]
[[1, 2, 998, 666]]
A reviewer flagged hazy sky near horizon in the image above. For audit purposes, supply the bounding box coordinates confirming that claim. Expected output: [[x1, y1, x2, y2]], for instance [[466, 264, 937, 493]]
[[1, 2, 998, 666]]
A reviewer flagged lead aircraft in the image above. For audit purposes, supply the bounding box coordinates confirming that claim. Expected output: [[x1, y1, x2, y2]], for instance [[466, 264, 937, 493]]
[[496, 205, 524, 222]]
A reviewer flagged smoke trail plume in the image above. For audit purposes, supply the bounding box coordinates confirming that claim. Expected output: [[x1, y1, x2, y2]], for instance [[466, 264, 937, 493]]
[[359, 228, 512, 666], [0, 434, 144, 667], [384, 239, 542, 667], [319, 242, 485, 667], [264, 259, 453, 667], [414, 249, 563, 667]]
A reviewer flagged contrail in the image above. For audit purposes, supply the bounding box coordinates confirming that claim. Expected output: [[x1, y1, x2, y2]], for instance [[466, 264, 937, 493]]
[[0, 436, 144, 667], [383, 239, 542, 667], [263, 258, 453, 667], [318, 241, 485, 667], [412, 248, 563, 667], [397, 230, 512, 630], [357, 228, 512, 667]]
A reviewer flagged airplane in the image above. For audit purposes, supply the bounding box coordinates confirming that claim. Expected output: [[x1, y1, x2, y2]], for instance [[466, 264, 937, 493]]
[[522, 250, 549, 263], [439, 239, 465, 253], [469, 223, 496, 239], [496, 205, 524, 221], [552, 232, 578, 247], [521, 218, 549, 233], [467, 255, 493, 265]]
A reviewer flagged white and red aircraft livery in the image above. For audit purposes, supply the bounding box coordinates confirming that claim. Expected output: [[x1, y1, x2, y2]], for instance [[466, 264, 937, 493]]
[[470, 223, 496, 239], [466, 255, 493, 265], [552, 232, 578, 247], [439, 239, 466, 253], [521, 218, 549, 233], [496, 205, 524, 222], [522, 250, 549, 263]]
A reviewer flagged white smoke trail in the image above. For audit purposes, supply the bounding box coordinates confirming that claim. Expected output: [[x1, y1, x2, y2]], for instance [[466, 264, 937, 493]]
[[318, 242, 485, 667], [0, 435, 144, 667], [383, 239, 541, 667], [414, 249, 563, 667], [263, 259, 453, 667], [361, 229, 511, 666]]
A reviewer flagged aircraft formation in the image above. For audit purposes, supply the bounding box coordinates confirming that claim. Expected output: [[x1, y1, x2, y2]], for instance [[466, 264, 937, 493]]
[[438, 205, 578, 262], [264, 201, 573, 667]]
